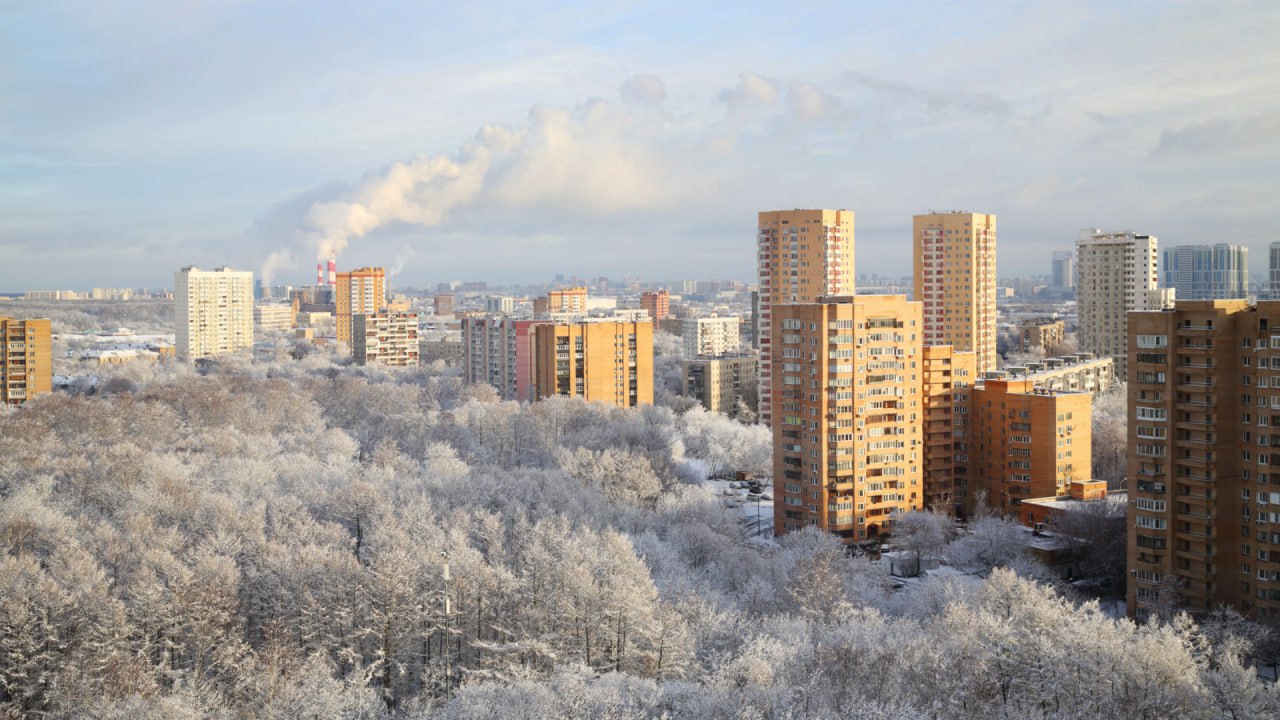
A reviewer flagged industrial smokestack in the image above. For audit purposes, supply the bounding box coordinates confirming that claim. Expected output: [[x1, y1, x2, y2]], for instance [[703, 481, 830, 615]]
[[327, 257, 336, 286], [316, 262, 325, 286]]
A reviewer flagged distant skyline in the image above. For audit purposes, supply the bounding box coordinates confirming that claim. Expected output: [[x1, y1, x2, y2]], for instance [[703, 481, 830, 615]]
[[3, 1, 1278, 291]]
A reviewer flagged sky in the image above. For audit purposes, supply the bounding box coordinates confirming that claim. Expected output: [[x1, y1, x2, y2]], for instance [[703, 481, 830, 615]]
[[2, 0, 1278, 291]]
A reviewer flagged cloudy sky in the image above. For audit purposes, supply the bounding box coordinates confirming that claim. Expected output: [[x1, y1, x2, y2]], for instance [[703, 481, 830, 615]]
[[2, 0, 1277, 291]]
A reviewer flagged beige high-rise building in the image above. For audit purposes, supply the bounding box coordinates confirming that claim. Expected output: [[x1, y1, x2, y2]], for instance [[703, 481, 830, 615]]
[[1, 316, 52, 406], [1077, 229, 1173, 380], [1126, 299, 1280, 620], [174, 266, 254, 361], [682, 352, 758, 416], [335, 267, 387, 346], [757, 209, 855, 427], [534, 319, 653, 408], [922, 345, 976, 514], [771, 295, 920, 540], [913, 211, 997, 373]]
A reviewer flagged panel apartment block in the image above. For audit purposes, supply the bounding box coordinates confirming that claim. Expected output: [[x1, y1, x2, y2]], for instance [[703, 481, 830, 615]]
[[771, 295, 920, 541], [682, 316, 741, 359], [174, 266, 254, 362], [682, 352, 758, 416], [1077, 229, 1173, 380], [0, 316, 52, 406], [757, 209, 855, 427], [534, 319, 653, 408], [462, 316, 544, 401], [352, 312, 419, 367], [913, 212, 997, 374]]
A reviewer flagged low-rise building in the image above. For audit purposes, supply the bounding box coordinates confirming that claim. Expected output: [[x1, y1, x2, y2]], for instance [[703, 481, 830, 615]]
[[1018, 319, 1065, 354], [984, 352, 1114, 394]]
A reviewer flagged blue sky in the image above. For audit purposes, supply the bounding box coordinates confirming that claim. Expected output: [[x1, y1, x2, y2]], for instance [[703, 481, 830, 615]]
[[2, 0, 1277, 290]]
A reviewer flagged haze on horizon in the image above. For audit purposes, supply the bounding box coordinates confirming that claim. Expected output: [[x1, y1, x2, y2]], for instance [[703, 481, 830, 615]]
[[2, 1, 1277, 291]]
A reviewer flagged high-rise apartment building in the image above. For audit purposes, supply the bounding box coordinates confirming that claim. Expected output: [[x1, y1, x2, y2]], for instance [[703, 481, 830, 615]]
[[757, 209, 855, 427], [921, 346, 976, 514], [461, 316, 544, 401], [534, 319, 653, 408], [1051, 251, 1074, 289], [484, 295, 515, 315], [1076, 229, 1174, 380], [682, 316, 741, 358], [1270, 242, 1280, 299], [971, 379, 1091, 514], [174, 266, 254, 362], [352, 313, 419, 366], [0, 316, 52, 406], [535, 287, 588, 317], [1125, 299, 1280, 619], [254, 303, 294, 331], [1162, 244, 1249, 301], [771, 295, 920, 540], [913, 211, 997, 374], [640, 290, 671, 321], [335, 267, 387, 346], [682, 353, 758, 416]]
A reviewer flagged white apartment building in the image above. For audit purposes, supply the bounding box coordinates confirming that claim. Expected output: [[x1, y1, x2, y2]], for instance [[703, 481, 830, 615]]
[[1075, 229, 1174, 379], [174, 266, 254, 361], [682, 316, 741, 358], [352, 313, 419, 366], [254, 303, 294, 331]]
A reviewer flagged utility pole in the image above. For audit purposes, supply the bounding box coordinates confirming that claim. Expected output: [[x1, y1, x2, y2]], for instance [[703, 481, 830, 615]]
[[442, 551, 453, 700]]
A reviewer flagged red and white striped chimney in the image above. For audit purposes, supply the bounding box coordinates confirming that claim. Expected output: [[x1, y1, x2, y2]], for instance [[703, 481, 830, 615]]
[[327, 257, 337, 286], [316, 262, 324, 286]]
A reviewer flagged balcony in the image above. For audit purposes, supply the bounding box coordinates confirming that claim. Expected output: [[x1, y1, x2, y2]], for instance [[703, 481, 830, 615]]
[[1177, 473, 1213, 486], [1175, 454, 1212, 469], [1176, 343, 1214, 354], [1176, 548, 1217, 561]]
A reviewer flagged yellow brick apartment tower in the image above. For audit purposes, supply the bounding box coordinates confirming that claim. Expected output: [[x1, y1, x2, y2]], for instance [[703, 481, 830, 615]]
[[534, 319, 654, 408], [922, 345, 976, 514], [971, 379, 1092, 514], [1, 316, 52, 406], [771, 295, 921, 540], [335, 267, 387, 346], [757, 210, 855, 427], [913, 212, 997, 374], [1126, 299, 1280, 620]]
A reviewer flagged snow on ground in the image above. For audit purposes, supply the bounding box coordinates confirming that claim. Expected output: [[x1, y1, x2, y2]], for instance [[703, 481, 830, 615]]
[[697, 470, 779, 548]]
